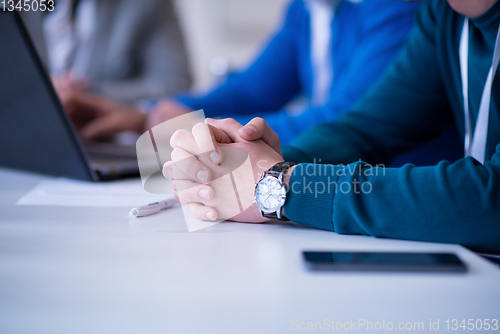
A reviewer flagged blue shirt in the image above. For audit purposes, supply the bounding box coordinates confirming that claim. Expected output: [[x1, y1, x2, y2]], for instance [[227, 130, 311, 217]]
[[176, 0, 422, 144]]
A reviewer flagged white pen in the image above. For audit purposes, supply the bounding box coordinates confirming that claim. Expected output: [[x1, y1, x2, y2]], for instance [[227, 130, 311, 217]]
[[129, 198, 180, 217]]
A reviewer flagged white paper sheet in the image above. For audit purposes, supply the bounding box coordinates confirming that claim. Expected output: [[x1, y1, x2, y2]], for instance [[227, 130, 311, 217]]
[[17, 177, 220, 232], [16, 178, 170, 207]]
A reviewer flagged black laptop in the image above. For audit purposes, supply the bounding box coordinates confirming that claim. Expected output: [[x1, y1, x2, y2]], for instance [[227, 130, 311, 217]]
[[0, 11, 139, 181]]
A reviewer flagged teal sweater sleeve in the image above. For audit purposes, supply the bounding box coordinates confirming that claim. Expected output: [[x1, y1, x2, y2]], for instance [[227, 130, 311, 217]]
[[283, 1, 500, 254], [285, 153, 500, 255]]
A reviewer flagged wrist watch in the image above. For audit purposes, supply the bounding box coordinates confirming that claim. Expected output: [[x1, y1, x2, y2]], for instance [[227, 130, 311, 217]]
[[254, 162, 296, 221]]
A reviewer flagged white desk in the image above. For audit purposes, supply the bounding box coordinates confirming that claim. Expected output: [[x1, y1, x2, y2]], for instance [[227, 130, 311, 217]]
[[0, 167, 499, 334]]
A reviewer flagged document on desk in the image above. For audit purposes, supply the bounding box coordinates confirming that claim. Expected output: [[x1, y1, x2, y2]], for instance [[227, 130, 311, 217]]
[[16, 177, 169, 207], [17, 178, 220, 231]]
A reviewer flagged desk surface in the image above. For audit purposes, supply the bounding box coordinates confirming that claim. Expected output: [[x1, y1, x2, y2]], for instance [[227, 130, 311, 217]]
[[0, 167, 499, 334]]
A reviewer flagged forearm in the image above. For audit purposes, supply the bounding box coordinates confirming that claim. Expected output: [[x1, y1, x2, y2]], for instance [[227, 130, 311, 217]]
[[284, 148, 500, 254], [94, 77, 191, 105], [176, 63, 300, 119], [175, 91, 249, 118]]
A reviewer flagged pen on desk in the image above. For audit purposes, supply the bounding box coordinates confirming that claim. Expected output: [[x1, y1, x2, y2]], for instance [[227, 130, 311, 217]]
[[129, 198, 179, 217]]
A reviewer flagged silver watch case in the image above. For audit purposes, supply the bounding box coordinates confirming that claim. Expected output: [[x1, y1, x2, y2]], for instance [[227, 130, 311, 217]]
[[254, 170, 287, 219]]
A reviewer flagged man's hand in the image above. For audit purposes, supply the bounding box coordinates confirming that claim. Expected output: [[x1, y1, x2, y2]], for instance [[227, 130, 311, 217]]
[[62, 92, 146, 141], [207, 117, 282, 155], [53, 73, 146, 140], [146, 99, 193, 130], [163, 118, 284, 223]]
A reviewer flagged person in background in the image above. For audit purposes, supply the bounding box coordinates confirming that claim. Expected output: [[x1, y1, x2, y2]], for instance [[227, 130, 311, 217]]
[[163, 0, 500, 256], [61, 0, 422, 143], [21, 0, 191, 106]]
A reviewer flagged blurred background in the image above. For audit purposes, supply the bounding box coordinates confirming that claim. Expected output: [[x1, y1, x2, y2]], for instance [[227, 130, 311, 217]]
[[11, 0, 463, 174], [174, 0, 289, 91], [21, 0, 289, 99]]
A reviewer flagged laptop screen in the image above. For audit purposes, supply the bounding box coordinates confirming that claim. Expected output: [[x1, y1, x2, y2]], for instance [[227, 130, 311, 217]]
[[0, 11, 95, 181]]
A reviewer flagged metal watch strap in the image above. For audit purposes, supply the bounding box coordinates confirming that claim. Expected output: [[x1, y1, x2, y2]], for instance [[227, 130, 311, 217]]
[[261, 162, 296, 221]]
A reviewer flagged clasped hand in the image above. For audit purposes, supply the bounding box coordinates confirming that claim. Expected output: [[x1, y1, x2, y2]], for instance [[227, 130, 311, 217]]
[[163, 118, 284, 223]]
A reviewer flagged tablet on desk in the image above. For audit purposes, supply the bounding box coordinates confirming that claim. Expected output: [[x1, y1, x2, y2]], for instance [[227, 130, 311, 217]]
[[303, 251, 467, 273]]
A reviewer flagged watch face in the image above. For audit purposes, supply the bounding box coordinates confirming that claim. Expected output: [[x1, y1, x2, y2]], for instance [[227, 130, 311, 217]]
[[255, 176, 284, 213]]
